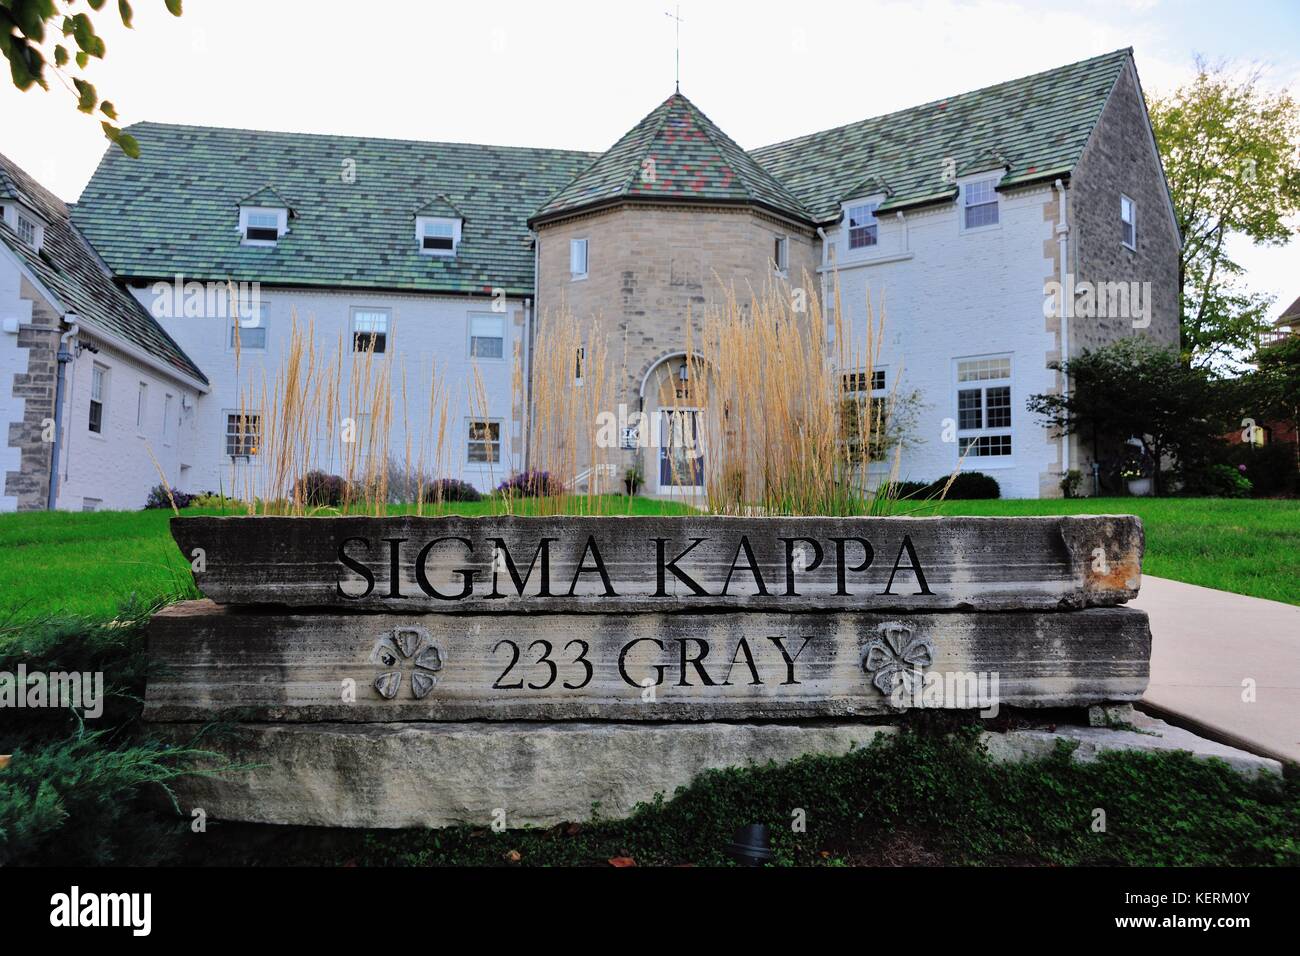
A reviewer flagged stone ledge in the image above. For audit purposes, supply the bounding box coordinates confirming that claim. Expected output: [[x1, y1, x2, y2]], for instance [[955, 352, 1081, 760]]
[[154, 715, 1280, 830]]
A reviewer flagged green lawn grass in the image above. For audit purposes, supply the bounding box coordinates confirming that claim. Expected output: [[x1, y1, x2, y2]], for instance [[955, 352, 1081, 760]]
[[915, 497, 1300, 606], [0, 495, 693, 621], [1, 496, 1296, 620]]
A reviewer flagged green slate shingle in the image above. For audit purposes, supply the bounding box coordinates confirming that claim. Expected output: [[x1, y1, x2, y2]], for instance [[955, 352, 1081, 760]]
[[750, 49, 1132, 222], [530, 92, 814, 226], [72, 124, 597, 297], [0, 151, 206, 384]]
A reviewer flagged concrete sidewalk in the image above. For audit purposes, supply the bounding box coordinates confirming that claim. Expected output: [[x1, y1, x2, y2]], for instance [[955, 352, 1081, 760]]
[[1133, 576, 1299, 764]]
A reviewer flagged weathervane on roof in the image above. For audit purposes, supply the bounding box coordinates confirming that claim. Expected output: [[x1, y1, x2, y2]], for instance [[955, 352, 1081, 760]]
[[665, 5, 684, 92]]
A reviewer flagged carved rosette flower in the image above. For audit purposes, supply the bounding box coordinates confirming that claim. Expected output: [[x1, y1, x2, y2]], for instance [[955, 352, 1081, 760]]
[[861, 622, 933, 698], [373, 626, 444, 700]]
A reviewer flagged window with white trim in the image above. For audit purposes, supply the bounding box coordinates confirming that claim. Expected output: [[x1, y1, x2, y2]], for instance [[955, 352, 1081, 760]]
[[846, 202, 879, 249], [225, 411, 261, 458], [229, 301, 268, 350], [1121, 194, 1137, 250], [417, 217, 461, 256], [352, 308, 389, 353], [469, 313, 505, 359], [955, 357, 1012, 457], [467, 419, 501, 464], [88, 364, 106, 434], [16, 213, 37, 248], [239, 206, 287, 245], [773, 235, 789, 273], [961, 178, 1000, 229], [570, 238, 588, 278], [136, 382, 148, 432], [840, 367, 888, 461]]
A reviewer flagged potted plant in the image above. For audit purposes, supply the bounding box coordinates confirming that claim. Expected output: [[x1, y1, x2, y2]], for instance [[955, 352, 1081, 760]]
[[624, 464, 643, 496], [1119, 447, 1154, 497]]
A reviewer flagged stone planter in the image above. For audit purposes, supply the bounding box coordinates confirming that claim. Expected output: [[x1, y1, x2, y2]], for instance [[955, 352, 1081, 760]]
[[1126, 477, 1153, 497]]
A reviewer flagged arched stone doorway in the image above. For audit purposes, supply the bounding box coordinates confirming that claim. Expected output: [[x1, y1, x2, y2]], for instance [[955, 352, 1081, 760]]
[[639, 352, 707, 496]]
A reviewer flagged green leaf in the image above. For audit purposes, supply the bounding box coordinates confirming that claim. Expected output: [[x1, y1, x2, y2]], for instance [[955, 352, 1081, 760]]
[[102, 122, 141, 159], [100, 100, 117, 120], [89, 0, 108, 10], [165, 0, 183, 16], [73, 77, 97, 113], [75, 50, 89, 69], [119, 0, 134, 27], [54, 44, 69, 67]]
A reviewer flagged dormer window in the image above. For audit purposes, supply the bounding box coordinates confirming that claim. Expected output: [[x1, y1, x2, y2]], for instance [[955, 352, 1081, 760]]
[[417, 216, 461, 256], [2, 202, 45, 252], [961, 177, 1000, 230], [846, 202, 879, 249], [238, 205, 288, 246]]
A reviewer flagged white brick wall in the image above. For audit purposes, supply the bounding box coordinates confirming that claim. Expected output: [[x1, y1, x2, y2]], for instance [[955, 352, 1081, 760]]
[[829, 182, 1060, 499], [132, 285, 526, 497]]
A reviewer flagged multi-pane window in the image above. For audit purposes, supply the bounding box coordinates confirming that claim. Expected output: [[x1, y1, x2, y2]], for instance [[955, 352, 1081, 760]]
[[352, 309, 389, 353], [89, 365, 106, 434], [225, 412, 261, 458], [469, 314, 505, 359], [956, 357, 1012, 457], [773, 236, 789, 272], [467, 420, 501, 464], [421, 219, 456, 254], [243, 210, 280, 243], [962, 178, 999, 229], [570, 238, 588, 278], [1121, 195, 1137, 249], [847, 203, 879, 249], [16, 214, 36, 248], [230, 302, 268, 350], [841, 367, 888, 461]]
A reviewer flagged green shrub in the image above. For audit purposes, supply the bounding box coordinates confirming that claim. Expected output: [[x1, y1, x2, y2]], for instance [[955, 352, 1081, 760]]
[[1182, 462, 1253, 498], [1229, 441, 1298, 497]]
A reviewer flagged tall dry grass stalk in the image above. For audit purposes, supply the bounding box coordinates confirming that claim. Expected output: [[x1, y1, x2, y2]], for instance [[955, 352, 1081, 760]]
[[519, 305, 622, 516], [684, 270, 902, 515]]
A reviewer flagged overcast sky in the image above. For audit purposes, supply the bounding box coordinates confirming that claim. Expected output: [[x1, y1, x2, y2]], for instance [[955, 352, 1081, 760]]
[[2, 0, 1296, 310]]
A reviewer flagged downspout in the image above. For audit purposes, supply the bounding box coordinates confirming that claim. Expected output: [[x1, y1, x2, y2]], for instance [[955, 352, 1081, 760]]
[[47, 321, 79, 510], [816, 226, 831, 345], [1053, 179, 1071, 477]]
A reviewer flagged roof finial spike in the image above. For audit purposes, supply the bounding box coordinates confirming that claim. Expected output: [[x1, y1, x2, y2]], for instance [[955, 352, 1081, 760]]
[[665, 5, 683, 93]]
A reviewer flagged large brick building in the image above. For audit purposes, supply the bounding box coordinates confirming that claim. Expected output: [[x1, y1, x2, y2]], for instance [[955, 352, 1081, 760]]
[[1, 48, 1179, 510]]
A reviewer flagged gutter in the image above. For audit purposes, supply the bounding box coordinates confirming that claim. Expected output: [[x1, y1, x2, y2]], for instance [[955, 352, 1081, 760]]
[[47, 321, 79, 510]]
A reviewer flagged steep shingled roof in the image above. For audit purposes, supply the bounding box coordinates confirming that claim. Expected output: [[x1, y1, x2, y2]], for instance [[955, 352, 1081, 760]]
[[0, 152, 205, 384], [72, 124, 597, 297], [750, 49, 1133, 222], [530, 92, 814, 226]]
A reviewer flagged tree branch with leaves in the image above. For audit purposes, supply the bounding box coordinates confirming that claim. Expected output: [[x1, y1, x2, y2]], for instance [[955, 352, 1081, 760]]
[[1148, 59, 1300, 367], [1, 0, 183, 158]]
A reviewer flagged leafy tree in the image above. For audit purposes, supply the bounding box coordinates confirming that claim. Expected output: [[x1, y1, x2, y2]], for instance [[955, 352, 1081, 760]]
[[1148, 60, 1300, 367], [1, 0, 183, 157], [1027, 338, 1232, 495]]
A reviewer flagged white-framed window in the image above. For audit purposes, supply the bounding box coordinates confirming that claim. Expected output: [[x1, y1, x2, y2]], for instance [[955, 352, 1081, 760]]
[[417, 216, 461, 256], [88, 364, 107, 434], [136, 382, 148, 433], [229, 301, 268, 350], [224, 411, 261, 458], [81, 497, 102, 512], [961, 178, 1000, 230], [352, 308, 390, 353], [773, 235, 789, 274], [570, 238, 589, 279], [955, 356, 1012, 458], [468, 313, 505, 359], [467, 419, 501, 464], [841, 366, 888, 460], [239, 206, 288, 245], [1121, 194, 1137, 250], [16, 213, 37, 248], [846, 202, 879, 249], [163, 393, 175, 446]]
